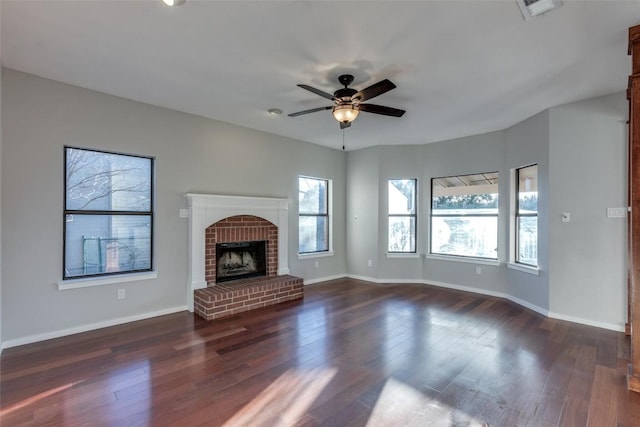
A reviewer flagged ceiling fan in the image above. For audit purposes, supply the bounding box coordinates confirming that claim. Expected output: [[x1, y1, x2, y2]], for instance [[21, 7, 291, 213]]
[[288, 74, 406, 129]]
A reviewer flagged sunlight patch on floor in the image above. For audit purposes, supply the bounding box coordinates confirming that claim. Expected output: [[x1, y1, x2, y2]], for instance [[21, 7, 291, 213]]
[[223, 367, 337, 426], [0, 382, 79, 417], [365, 377, 488, 427]]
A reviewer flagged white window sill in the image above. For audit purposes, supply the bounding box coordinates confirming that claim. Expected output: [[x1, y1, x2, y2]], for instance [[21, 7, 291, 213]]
[[386, 253, 421, 259], [425, 254, 501, 267], [298, 251, 334, 260], [507, 263, 540, 275], [58, 271, 158, 290]]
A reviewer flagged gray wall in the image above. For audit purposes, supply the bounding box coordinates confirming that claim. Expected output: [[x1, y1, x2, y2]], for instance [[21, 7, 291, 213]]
[[505, 110, 550, 310], [548, 93, 627, 328], [0, 12, 3, 350], [346, 93, 627, 330], [346, 146, 380, 278], [1, 68, 628, 345], [422, 131, 508, 295], [1, 69, 346, 344], [376, 145, 426, 281]]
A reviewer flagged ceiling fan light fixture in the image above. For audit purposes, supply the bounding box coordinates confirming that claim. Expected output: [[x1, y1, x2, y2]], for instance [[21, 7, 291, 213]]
[[332, 105, 359, 123], [162, 0, 185, 6]]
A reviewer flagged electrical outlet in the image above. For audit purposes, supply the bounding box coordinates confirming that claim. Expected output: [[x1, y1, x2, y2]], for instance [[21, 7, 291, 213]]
[[315, 260, 319, 268], [117, 289, 126, 300], [475, 267, 482, 275], [561, 212, 571, 223], [368, 259, 372, 267], [179, 208, 189, 218]]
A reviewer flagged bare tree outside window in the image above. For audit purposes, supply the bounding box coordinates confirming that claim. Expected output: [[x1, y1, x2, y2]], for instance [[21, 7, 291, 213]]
[[64, 147, 153, 279]]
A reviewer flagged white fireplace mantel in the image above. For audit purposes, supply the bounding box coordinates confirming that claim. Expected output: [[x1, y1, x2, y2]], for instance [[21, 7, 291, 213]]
[[185, 193, 289, 311]]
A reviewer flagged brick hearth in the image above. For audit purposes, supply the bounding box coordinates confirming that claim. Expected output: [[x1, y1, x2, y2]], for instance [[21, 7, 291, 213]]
[[194, 275, 303, 320]]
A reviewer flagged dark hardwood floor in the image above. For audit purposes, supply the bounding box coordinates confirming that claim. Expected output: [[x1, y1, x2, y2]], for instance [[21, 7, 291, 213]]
[[2, 278, 639, 426]]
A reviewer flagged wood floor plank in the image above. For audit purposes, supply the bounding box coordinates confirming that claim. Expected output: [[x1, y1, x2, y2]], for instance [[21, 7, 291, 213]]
[[1, 278, 639, 426]]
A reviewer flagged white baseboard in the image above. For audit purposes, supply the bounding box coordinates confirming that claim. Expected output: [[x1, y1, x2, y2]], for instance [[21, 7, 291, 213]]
[[345, 276, 623, 332], [345, 274, 385, 283], [507, 294, 550, 317], [2, 305, 188, 350], [345, 274, 426, 285], [547, 311, 625, 333], [3, 275, 625, 350], [363, 276, 426, 285], [304, 274, 347, 285]]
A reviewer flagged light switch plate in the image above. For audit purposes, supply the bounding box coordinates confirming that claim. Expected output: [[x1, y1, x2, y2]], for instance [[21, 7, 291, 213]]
[[607, 207, 627, 218]]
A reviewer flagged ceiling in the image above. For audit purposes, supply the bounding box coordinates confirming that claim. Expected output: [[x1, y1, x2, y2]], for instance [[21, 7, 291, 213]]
[[2, 1, 638, 151]]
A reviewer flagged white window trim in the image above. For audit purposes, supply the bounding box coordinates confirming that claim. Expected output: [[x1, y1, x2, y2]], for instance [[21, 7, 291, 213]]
[[298, 176, 333, 256], [511, 164, 539, 268], [425, 253, 501, 267], [507, 262, 540, 275], [387, 253, 421, 259], [429, 171, 499, 261], [298, 251, 334, 260], [58, 271, 158, 290], [387, 178, 418, 254]]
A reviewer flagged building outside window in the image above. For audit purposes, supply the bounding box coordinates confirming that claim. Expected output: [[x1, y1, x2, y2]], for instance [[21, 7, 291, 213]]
[[388, 179, 417, 253], [516, 164, 538, 266], [431, 172, 499, 259], [298, 176, 330, 254], [64, 147, 153, 279]]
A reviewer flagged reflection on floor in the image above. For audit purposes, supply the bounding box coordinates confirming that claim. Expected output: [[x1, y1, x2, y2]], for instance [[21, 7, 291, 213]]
[[1, 278, 637, 426]]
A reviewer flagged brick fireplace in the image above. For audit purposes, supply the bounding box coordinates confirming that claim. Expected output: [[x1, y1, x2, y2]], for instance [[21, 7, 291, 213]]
[[185, 194, 301, 318]]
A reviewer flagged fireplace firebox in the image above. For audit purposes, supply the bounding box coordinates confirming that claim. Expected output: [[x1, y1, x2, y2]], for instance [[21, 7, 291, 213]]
[[216, 240, 267, 283]]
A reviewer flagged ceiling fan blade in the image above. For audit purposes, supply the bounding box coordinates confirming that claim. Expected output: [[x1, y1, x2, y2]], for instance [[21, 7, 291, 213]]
[[351, 79, 396, 102], [297, 84, 336, 101], [358, 103, 406, 117], [340, 121, 351, 130], [288, 106, 332, 117]]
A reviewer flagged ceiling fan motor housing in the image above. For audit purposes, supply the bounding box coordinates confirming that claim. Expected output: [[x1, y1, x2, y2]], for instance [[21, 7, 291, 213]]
[[334, 74, 357, 102], [334, 87, 357, 102]]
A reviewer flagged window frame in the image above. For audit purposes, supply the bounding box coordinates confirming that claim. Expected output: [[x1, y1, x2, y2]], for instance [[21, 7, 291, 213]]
[[387, 178, 417, 254], [515, 164, 538, 267], [430, 171, 499, 261], [63, 146, 155, 280], [298, 175, 332, 256]]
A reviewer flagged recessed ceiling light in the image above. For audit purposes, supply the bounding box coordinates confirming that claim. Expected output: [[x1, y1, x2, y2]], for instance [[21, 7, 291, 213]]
[[517, 0, 562, 20], [162, 0, 185, 6], [267, 108, 283, 116]]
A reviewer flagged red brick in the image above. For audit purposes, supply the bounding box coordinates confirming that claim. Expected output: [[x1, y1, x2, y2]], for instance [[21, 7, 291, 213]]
[[227, 302, 244, 310]]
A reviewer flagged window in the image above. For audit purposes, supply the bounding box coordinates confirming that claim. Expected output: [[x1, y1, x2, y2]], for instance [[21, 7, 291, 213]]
[[515, 164, 538, 266], [431, 172, 499, 259], [64, 147, 153, 279], [298, 176, 330, 254], [388, 179, 417, 252]]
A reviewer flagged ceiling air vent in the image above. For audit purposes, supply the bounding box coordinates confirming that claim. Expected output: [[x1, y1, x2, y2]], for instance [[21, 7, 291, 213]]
[[516, 0, 562, 20]]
